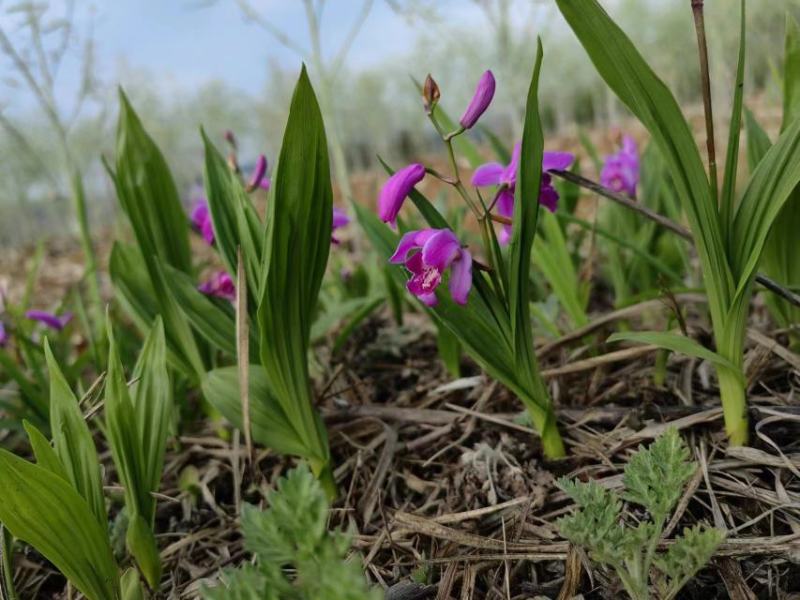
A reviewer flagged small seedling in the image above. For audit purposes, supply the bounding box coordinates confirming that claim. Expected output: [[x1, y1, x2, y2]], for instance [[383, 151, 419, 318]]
[[202, 465, 380, 600], [557, 429, 724, 600]]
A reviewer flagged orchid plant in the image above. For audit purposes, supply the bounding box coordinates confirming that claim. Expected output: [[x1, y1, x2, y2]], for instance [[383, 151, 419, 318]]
[[744, 14, 800, 349], [358, 45, 572, 458], [0, 318, 172, 599], [558, 0, 800, 445]]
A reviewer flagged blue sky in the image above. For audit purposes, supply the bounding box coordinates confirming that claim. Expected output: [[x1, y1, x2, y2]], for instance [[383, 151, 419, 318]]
[[90, 1, 486, 95]]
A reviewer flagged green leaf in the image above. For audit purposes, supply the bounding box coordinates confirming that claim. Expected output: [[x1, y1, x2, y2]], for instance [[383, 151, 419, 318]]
[[556, 0, 733, 332], [783, 13, 800, 130], [129, 318, 172, 522], [0, 449, 119, 600], [622, 428, 695, 518], [202, 131, 264, 299], [436, 323, 461, 378], [760, 14, 800, 335], [114, 89, 192, 274], [508, 39, 553, 426], [256, 66, 332, 467], [730, 116, 800, 290], [126, 514, 161, 589], [45, 340, 107, 527], [744, 108, 771, 172], [160, 262, 239, 357], [608, 331, 742, 381], [111, 92, 205, 381], [202, 366, 313, 459], [23, 420, 68, 481], [720, 0, 746, 238], [654, 524, 724, 587]]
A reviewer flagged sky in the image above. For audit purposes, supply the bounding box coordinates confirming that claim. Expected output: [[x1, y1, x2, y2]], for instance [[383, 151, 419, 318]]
[[82, 1, 490, 95]]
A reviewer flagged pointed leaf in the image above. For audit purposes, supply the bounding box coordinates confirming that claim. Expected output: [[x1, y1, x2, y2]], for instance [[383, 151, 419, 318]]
[[0, 449, 119, 600], [45, 340, 107, 526]]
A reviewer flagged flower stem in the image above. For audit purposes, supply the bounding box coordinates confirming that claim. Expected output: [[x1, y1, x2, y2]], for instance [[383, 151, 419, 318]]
[[690, 0, 718, 202]]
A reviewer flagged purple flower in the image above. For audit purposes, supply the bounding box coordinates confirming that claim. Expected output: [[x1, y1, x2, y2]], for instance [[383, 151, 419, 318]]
[[378, 163, 426, 226], [332, 207, 350, 245], [198, 271, 236, 302], [600, 135, 639, 197], [247, 155, 270, 191], [460, 70, 496, 129], [191, 198, 215, 245], [389, 229, 472, 306], [472, 143, 574, 244], [25, 310, 73, 331], [0, 322, 7, 347]]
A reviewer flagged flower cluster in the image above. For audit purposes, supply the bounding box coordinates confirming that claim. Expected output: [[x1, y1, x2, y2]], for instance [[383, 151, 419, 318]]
[[198, 271, 236, 301], [377, 69, 574, 305], [600, 135, 639, 198], [472, 144, 574, 244]]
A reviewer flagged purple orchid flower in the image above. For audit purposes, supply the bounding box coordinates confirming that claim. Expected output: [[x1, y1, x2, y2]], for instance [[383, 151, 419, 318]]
[[378, 163, 426, 226], [332, 207, 350, 245], [389, 228, 472, 306], [472, 143, 574, 244], [460, 70, 496, 129], [25, 310, 73, 331], [191, 198, 215, 245], [198, 271, 236, 302], [600, 135, 639, 197], [0, 322, 7, 347]]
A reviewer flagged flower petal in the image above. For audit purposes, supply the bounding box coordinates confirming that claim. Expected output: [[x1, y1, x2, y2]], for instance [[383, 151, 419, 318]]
[[422, 229, 461, 270], [542, 151, 575, 172], [247, 154, 268, 189], [389, 230, 423, 263], [501, 143, 521, 186], [332, 207, 350, 229], [448, 250, 473, 305], [459, 70, 496, 129], [496, 188, 515, 218], [378, 163, 425, 224], [25, 310, 72, 331], [471, 162, 504, 187]]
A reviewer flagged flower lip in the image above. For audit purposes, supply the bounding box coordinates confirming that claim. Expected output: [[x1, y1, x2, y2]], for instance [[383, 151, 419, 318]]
[[459, 70, 496, 129], [378, 163, 426, 225], [25, 310, 73, 331], [389, 228, 472, 306]]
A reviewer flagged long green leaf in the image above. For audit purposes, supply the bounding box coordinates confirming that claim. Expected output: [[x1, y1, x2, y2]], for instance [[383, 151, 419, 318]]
[[720, 0, 746, 239], [202, 366, 312, 458], [45, 340, 107, 527], [105, 322, 164, 588], [202, 131, 264, 300], [114, 89, 192, 274], [556, 0, 733, 331], [23, 420, 68, 481], [730, 116, 800, 289], [508, 38, 545, 407], [0, 450, 119, 600], [256, 66, 331, 467], [608, 331, 742, 382]]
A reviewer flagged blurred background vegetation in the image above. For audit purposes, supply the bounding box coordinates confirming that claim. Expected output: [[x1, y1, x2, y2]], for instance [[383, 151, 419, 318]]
[[0, 0, 796, 245]]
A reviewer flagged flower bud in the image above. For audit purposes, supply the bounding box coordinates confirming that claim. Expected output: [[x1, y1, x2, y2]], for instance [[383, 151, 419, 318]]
[[246, 154, 268, 191], [378, 163, 426, 226], [459, 70, 495, 129], [422, 74, 440, 115]]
